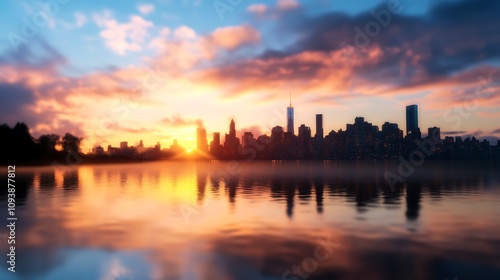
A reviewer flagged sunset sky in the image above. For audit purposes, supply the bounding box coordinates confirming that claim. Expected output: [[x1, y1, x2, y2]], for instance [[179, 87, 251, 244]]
[[0, 0, 499, 151]]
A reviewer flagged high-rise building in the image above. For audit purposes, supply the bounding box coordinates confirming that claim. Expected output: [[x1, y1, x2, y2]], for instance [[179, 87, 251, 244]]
[[298, 124, 312, 159], [315, 114, 323, 139], [224, 119, 240, 159], [312, 114, 324, 159], [242, 132, 255, 149], [381, 122, 403, 159], [271, 126, 284, 144], [427, 127, 441, 143], [197, 127, 208, 152], [210, 132, 223, 158], [287, 93, 294, 135], [406, 105, 419, 136], [229, 119, 236, 136]]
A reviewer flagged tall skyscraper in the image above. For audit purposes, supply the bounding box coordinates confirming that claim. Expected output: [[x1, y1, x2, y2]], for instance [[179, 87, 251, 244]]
[[210, 132, 222, 158], [313, 114, 324, 159], [298, 124, 312, 159], [197, 127, 208, 152], [315, 114, 323, 139], [224, 119, 240, 159], [287, 93, 294, 135], [229, 119, 236, 136], [406, 105, 419, 136]]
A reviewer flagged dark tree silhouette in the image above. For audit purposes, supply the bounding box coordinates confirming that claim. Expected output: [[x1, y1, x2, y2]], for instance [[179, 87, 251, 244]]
[[0, 123, 83, 164], [38, 134, 60, 154], [62, 133, 83, 153]]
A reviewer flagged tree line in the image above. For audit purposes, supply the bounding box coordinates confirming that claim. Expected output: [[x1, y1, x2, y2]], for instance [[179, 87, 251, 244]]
[[0, 122, 82, 165]]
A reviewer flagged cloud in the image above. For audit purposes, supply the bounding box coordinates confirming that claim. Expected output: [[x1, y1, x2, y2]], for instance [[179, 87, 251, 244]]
[[248, 4, 268, 14], [93, 10, 154, 55], [0, 82, 36, 125], [147, 24, 261, 72], [207, 25, 261, 50], [162, 114, 203, 128], [0, 39, 147, 140], [442, 131, 467, 136], [74, 12, 87, 27], [193, 0, 500, 107], [492, 128, 500, 134], [174, 26, 196, 40], [104, 122, 154, 134], [138, 4, 155, 15], [472, 130, 484, 137], [276, 0, 299, 10]]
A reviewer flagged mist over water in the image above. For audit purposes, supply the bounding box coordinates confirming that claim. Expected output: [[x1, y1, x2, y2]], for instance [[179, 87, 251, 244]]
[[0, 161, 499, 280]]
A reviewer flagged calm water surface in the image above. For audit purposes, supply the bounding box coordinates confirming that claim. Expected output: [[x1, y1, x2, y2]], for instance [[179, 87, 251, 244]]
[[1, 161, 499, 280]]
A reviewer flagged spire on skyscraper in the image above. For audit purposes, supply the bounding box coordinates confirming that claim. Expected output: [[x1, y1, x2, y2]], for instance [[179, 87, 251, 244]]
[[230, 119, 236, 136]]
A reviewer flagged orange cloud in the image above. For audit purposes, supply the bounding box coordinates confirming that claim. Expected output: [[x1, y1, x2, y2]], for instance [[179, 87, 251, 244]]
[[207, 25, 261, 50], [247, 4, 268, 15]]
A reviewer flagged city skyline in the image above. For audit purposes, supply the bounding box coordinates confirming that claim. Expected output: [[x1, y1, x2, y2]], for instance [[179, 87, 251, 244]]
[[0, 0, 499, 152], [78, 101, 499, 162], [89, 100, 499, 156]]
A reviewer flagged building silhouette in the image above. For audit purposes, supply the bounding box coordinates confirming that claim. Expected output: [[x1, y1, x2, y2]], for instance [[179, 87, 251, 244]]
[[298, 124, 312, 159], [271, 126, 285, 158], [287, 93, 294, 135], [315, 114, 324, 139], [120, 141, 128, 149], [428, 127, 441, 142], [197, 127, 208, 152], [312, 114, 324, 159], [406, 104, 420, 138], [224, 119, 241, 159], [210, 132, 223, 158], [381, 122, 403, 159]]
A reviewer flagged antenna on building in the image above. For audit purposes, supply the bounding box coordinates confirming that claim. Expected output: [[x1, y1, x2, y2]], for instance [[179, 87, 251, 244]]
[[289, 92, 292, 107]]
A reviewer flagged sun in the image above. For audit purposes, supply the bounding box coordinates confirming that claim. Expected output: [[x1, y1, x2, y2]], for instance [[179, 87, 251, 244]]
[[187, 149, 193, 153]]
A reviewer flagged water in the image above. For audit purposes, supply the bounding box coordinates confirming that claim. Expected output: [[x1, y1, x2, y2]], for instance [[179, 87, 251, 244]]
[[0, 161, 499, 280]]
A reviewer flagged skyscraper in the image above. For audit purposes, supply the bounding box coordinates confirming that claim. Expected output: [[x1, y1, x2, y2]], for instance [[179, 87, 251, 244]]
[[210, 132, 223, 158], [287, 93, 294, 135], [197, 127, 208, 152], [406, 105, 419, 136], [313, 114, 324, 159], [224, 119, 240, 159], [315, 114, 323, 139], [298, 124, 312, 159]]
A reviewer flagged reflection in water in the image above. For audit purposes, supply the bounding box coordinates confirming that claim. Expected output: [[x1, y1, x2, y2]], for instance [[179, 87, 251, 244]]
[[0, 161, 499, 280], [405, 180, 422, 221], [62, 169, 79, 191]]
